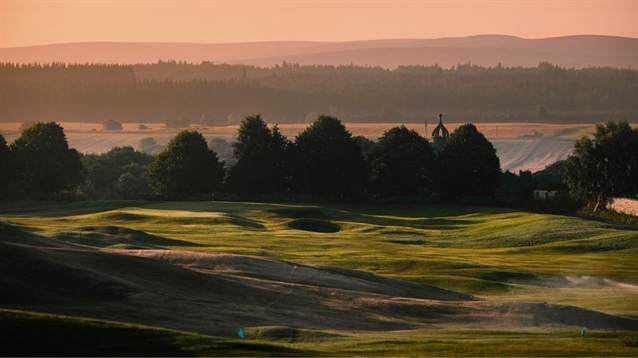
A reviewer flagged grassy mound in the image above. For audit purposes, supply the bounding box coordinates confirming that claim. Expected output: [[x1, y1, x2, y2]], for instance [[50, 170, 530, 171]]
[[287, 218, 341, 233], [0, 309, 311, 357], [47, 225, 200, 249], [2, 200, 637, 321], [270, 208, 328, 219], [250, 326, 343, 343]]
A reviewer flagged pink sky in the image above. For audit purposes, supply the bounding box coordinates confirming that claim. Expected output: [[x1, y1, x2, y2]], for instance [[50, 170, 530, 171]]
[[1, 1, 637, 48]]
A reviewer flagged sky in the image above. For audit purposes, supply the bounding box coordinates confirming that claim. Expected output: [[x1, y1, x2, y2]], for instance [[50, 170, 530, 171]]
[[1, 0, 637, 48]]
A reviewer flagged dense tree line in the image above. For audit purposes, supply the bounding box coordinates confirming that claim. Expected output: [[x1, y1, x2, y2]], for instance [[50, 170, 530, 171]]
[[81, 146, 154, 199], [3, 118, 634, 216], [2, 62, 635, 124], [0, 117, 501, 201]]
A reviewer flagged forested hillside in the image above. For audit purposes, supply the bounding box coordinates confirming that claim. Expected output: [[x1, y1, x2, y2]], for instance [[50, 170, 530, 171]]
[[1, 62, 636, 124]]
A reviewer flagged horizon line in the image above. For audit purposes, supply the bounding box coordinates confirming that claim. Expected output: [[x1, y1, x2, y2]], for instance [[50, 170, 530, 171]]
[[2, 33, 637, 49]]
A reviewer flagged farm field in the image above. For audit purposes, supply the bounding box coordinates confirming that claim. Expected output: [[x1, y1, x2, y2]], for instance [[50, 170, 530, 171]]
[[1, 200, 637, 356], [0, 122, 597, 172]]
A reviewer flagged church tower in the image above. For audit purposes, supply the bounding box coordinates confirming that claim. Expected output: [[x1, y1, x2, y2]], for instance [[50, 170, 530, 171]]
[[431, 113, 449, 154]]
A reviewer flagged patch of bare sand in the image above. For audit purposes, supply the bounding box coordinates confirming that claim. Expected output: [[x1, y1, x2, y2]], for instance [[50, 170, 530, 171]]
[[1, 223, 636, 336]]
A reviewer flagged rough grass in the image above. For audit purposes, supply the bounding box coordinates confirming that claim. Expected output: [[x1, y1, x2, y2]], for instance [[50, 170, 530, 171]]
[[45, 225, 202, 249], [3, 309, 637, 357], [300, 330, 638, 357], [2, 201, 636, 310], [0, 309, 312, 357], [1, 200, 637, 356]]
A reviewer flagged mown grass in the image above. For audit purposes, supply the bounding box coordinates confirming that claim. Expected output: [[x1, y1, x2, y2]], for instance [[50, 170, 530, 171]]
[[243, 326, 638, 356], [1, 200, 637, 356], [1, 200, 637, 318]]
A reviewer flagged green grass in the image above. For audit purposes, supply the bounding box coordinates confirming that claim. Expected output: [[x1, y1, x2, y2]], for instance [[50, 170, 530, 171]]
[[284, 329, 638, 357], [3, 309, 636, 357], [0, 309, 313, 357], [2, 200, 637, 316], [1, 200, 637, 356]]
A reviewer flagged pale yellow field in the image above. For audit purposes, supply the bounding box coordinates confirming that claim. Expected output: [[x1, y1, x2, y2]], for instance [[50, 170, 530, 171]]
[[0, 121, 601, 172], [0, 121, 597, 140]]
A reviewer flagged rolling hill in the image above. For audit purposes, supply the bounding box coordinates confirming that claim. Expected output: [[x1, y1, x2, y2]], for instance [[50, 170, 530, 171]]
[[1, 35, 636, 69], [2, 201, 637, 355], [2, 221, 636, 335]]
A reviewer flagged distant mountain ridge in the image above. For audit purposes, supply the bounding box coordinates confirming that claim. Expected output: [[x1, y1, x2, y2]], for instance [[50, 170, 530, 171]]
[[2, 35, 636, 69]]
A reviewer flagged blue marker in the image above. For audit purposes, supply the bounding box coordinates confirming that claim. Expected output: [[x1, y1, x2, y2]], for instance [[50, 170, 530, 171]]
[[238, 327, 245, 339]]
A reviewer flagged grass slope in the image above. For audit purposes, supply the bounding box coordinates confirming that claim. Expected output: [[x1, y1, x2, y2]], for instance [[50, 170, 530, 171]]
[[1, 200, 637, 356], [2, 309, 637, 357], [1, 201, 636, 315], [0, 309, 311, 357]]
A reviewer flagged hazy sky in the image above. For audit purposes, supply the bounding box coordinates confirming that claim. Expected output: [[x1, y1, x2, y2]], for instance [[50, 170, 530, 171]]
[[2, 0, 637, 47]]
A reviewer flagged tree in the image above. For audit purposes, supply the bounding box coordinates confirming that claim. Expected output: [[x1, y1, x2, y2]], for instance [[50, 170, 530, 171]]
[[352, 136, 377, 159], [0, 133, 12, 192], [368, 126, 435, 196], [225, 115, 290, 195], [164, 117, 191, 128], [437, 123, 501, 197], [10, 122, 84, 194], [102, 118, 123, 131], [564, 120, 638, 203], [208, 138, 234, 165], [113, 164, 151, 199], [292, 115, 367, 197], [82, 146, 154, 198], [535, 105, 549, 119], [199, 112, 216, 126], [533, 160, 568, 190], [137, 137, 164, 154], [146, 130, 225, 198]]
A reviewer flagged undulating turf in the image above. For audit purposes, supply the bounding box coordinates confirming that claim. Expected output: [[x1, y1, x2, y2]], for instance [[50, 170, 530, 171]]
[[3, 309, 637, 357], [1, 200, 637, 356]]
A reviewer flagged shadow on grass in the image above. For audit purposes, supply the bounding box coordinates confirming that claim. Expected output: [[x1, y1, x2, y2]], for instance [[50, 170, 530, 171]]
[[49, 226, 202, 249], [0, 309, 311, 357], [0, 200, 153, 217], [269, 208, 328, 220], [287, 219, 341, 233]]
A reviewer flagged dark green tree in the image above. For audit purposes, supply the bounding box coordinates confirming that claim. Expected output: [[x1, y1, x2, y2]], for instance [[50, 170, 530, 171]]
[[137, 137, 165, 155], [368, 126, 435, 196], [0, 133, 12, 192], [146, 130, 225, 198], [113, 164, 151, 198], [226, 115, 290, 195], [292, 115, 367, 197], [564, 120, 638, 203], [533, 160, 568, 190], [82, 146, 154, 198], [352, 136, 377, 159], [437, 123, 501, 197], [10, 122, 84, 194]]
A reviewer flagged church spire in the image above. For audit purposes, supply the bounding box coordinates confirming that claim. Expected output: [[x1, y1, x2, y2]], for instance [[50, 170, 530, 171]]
[[431, 113, 449, 155]]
